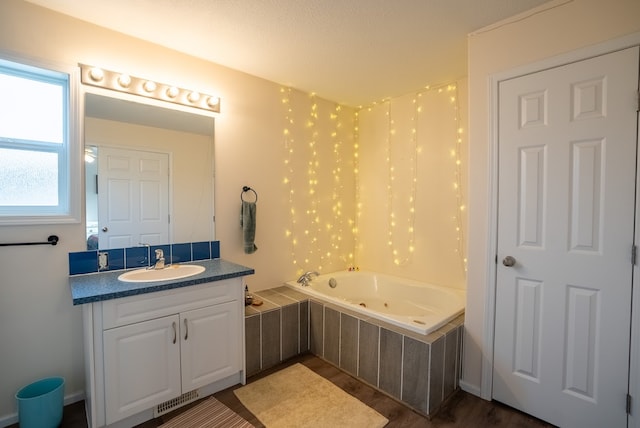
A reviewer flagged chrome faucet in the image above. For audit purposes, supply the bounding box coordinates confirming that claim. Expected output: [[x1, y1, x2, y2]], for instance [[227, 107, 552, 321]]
[[154, 249, 165, 270], [297, 271, 319, 286]]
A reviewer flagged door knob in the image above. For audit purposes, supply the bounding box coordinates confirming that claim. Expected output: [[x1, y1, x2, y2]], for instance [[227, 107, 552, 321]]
[[502, 256, 516, 267], [102, 226, 108, 232]]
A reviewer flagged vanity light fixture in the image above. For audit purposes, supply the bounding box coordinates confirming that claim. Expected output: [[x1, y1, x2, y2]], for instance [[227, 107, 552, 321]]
[[79, 64, 221, 113]]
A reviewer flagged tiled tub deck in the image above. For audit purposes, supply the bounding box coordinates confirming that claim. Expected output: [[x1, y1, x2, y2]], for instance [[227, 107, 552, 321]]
[[244, 286, 464, 417]]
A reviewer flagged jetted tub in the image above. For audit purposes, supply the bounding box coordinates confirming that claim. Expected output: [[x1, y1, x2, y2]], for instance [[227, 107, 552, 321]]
[[286, 270, 465, 335]]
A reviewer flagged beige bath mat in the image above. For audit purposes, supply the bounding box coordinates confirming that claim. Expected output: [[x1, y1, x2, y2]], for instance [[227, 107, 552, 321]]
[[234, 363, 388, 428], [159, 396, 254, 428]]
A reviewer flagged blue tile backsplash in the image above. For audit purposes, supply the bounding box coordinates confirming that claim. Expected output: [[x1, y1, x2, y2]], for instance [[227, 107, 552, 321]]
[[69, 240, 221, 275], [69, 251, 98, 275], [171, 243, 191, 263], [192, 241, 211, 260], [125, 246, 149, 269]]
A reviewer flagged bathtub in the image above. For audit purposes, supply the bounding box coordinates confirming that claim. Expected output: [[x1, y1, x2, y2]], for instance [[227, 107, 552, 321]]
[[285, 270, 465, 335]]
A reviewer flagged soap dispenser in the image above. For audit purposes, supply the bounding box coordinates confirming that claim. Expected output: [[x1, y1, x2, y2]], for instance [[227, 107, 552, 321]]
[[244, 285, 253, 306]]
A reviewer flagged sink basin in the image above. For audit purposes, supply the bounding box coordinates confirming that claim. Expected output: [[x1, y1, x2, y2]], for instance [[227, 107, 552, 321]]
[[118, 264, 205, 283]]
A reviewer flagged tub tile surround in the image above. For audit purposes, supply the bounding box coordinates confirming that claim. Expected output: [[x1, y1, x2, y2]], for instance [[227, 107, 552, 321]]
[[244, 287, 310, 377], [69, 240, 221, 275], [243, 285, 464, 417]]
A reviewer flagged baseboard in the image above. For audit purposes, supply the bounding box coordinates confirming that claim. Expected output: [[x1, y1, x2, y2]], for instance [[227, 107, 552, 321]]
[[459, 379, 482, 398], [0, 413, 16, 428], [64, 390, 85, 406], [0, 390, 85, 428]]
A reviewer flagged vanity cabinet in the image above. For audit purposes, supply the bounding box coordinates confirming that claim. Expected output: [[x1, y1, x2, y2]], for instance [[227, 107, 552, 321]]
[[82, 278, 245, 428]]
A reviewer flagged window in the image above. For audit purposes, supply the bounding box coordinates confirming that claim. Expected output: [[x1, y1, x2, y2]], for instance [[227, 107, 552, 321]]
[[0, 56, 80, 224]]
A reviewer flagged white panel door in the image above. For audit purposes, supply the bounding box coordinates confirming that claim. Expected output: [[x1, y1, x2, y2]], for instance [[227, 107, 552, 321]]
[[493, 47, 639, 428], [180, 301, 241, 392], [98, 146, 169, 249]]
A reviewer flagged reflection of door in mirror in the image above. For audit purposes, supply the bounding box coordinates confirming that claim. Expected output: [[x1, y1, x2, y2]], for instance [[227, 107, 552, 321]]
[[99, 146, 169, 249], [85, 145, 171, 250]]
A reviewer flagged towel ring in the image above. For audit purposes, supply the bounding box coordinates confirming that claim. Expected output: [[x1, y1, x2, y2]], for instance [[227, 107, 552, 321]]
[[241, 186, 258, 203]]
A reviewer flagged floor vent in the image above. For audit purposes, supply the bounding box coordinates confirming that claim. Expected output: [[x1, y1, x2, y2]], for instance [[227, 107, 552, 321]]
[[154, 389, 200, 417]]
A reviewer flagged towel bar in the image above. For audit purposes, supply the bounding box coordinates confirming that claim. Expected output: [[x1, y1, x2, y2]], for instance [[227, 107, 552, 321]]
[[241, 186, 258, 203]]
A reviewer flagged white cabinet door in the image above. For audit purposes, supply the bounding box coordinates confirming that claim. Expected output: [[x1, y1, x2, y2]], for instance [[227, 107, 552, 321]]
[[180, 301, 241, 392], [103, 315, 181, 424]]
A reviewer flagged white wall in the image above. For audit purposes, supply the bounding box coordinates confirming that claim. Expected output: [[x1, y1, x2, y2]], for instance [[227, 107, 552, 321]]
[[464, 0, 640, 396], [357, 82, 468, 288], [0, 0, 355, 420]]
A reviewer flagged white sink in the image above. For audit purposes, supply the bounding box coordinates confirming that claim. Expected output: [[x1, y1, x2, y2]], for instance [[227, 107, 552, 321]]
[[118, 265, 205, 283]]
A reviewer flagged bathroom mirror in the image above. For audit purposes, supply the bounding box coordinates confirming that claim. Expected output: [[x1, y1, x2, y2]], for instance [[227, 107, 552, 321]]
[[84, 92, 215, 250]]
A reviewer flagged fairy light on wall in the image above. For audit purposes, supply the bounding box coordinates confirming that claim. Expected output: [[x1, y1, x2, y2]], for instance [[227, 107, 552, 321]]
[[386, 97, 419, 266], [352, 111, 361, 266], [330, 104, 348, 264], [306, 94, 322, 270], [281, 87, 356, 273], [358, 82, 466, 274], [449, 84, 467, 273], [281, 87, 298, 268]]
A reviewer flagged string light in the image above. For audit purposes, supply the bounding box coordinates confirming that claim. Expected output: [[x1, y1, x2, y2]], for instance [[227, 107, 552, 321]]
[[306, 94, 322, 271], [279, 82, 466, 277], [281, 87, 298, 268], [330, 104, 349, 265], [386, 97, 419, 266], [360, 81, 467, 275], [353, 111, 361, 266], [449, 84, 468, 274]]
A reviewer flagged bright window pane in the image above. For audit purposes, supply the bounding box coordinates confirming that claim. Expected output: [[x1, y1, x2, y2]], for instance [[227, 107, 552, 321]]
[[0, 73, 64, 144], [0, 148, 59, 206]]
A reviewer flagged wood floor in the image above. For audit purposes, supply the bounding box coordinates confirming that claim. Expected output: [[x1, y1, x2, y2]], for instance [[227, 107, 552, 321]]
[[24, 354, 554, 428]]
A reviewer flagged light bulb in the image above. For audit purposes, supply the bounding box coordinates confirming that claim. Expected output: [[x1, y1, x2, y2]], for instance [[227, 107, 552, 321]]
[[89, 67, 104, 82], [187, 91, 201, 103], [143, 80, 156, 93], [117, 74, 131, 88], [166, 86, 179, 98], [207, 96, 220, 108]]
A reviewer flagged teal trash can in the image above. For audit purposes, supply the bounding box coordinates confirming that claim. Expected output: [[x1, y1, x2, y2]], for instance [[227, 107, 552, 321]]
[[15, 377, 64, 428]]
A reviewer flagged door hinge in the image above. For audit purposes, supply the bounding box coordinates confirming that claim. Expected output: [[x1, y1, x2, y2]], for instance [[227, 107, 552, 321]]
[[627, 393, 632, 414], [633, 245, 637, 265], [637, 90, 640, 112]]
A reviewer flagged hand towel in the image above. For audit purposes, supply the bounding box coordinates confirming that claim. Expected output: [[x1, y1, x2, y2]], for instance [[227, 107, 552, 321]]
[[241, 201, 258, 254]]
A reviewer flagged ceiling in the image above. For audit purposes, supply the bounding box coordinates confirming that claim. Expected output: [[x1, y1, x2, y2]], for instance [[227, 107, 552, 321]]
[[26, 0, 552, 107]]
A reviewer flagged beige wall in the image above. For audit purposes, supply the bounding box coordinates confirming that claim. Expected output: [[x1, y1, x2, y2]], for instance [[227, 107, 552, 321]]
[[0, 0, 355, 420], [464, 0, 640, 395], [357, 82, 468, 287]]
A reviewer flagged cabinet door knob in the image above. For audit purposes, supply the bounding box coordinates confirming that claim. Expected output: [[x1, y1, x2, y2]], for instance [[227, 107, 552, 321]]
[[184, 319, 189, 341], [172, 322, 177, 344]]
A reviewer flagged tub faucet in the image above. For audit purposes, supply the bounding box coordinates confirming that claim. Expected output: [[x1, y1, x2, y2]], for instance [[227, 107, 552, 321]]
[[154, 249, 165, 270], [297, 271, 319, 286]]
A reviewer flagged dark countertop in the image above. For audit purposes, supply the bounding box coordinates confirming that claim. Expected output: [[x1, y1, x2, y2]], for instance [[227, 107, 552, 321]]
[[69, 259, 254, 305]]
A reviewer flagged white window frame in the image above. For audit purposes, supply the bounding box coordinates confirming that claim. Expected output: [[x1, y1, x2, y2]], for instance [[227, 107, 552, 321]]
[[0, 52, 81, 225]]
